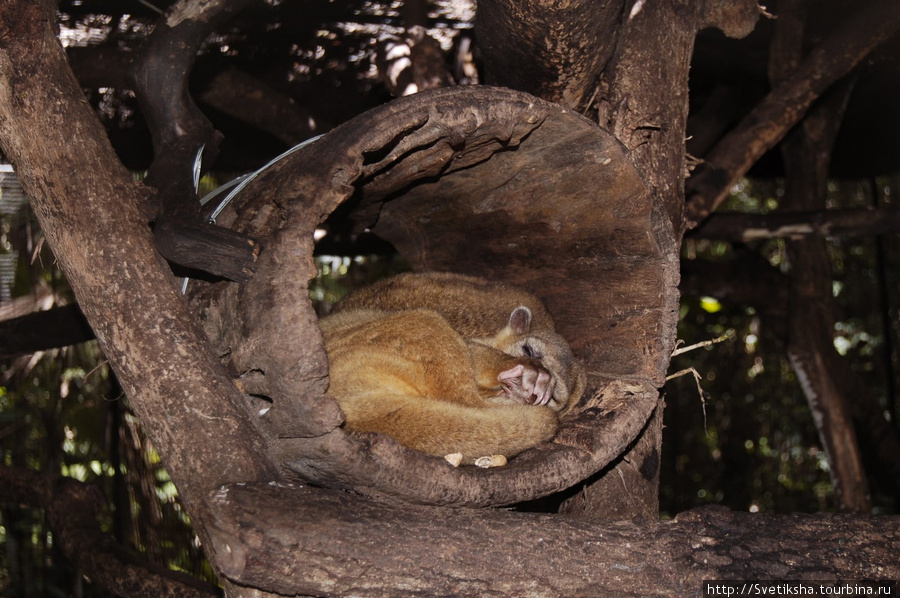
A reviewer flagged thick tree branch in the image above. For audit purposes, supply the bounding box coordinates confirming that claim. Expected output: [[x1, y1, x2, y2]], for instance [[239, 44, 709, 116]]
[[700, 0, 766, 39], [132, 0, 253, 183], [153, 219, 260, 282], [0, 303, 94, 359], [210, 482, 900, 597], [785, 215, 873, 512], [684, 0, 900, 227], [66, 45, 132, 89], [693, 207, 900, 241], [0, 466, 220, 598], [197, 68, 328, 145]]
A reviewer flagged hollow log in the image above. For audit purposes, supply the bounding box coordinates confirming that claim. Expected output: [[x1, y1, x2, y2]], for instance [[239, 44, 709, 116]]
[[190, 86, 681, 507]]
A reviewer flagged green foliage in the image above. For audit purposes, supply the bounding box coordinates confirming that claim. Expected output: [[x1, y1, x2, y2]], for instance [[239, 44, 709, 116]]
[[1, 343, 116, 597], [0, 349, 216, 596], [662, 295, 834, 515], [662, 176, 899, 516], [0, 202, 215, 597]]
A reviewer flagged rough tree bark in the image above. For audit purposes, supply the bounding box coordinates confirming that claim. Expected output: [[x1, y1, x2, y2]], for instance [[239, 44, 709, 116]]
[[208, 483, 899, 597], [475, 0, 624, 110]]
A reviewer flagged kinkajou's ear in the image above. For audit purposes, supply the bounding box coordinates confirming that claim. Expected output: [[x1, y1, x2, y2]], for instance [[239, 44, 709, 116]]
[[508, 305, 532, 335]]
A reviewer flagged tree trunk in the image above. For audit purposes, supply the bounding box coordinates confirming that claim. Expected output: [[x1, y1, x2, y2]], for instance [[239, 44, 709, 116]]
[[772, 0, 871, 512], [475, 0, 624, 110], [545, 0, 760, 520], [0, 0, 280, 570]]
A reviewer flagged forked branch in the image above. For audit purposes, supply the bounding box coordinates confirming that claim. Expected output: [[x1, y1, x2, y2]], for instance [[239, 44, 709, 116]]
[[684, 0, 900, 227]]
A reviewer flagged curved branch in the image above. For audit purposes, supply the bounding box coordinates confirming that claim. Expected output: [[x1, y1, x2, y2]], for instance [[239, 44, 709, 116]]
[[278, 381, 660, 507], [131, 0, 254, 183], [131, 0, 260, 281]]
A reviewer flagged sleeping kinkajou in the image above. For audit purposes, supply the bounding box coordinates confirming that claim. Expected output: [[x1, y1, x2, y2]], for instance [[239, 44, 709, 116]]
[[320, 272, 586, 460]]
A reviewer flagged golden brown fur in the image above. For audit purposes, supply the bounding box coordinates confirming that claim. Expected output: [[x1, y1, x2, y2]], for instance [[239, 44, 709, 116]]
[[334, 272, 586, 410], [334, 271, 554, 338], [321, 272, 586, 460]]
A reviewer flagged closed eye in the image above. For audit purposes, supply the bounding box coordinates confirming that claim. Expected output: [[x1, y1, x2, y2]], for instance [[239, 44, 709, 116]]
[[522, 343, 543, 359]]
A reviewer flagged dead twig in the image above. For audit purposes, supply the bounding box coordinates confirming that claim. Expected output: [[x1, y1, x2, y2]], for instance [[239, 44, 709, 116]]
[[671, 329, 734, 356], [666, 367, 710, 433], [668, 330, 733, 433]]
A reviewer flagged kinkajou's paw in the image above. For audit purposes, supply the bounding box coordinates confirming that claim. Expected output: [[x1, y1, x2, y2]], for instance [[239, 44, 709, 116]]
[[497, 362, 556, 406]]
